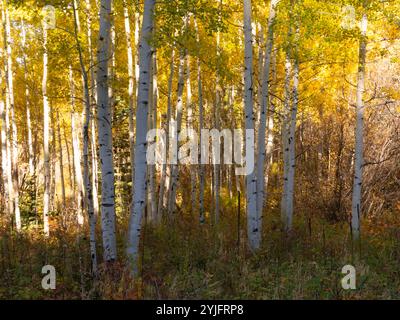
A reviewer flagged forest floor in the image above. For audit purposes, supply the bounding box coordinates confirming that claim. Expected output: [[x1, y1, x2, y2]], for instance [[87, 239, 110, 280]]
[[1, 203, 400, 300]]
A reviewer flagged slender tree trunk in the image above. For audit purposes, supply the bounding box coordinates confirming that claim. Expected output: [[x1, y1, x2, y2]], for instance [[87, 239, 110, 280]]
[[281, 51, 292, 230], [56, 110, 66, 208], [63, 121, 74, 195], [186, 55, 197, 214], [42, 27, 50, 236], [109, 3, 115, 121], [148, 50, 158, 221], [194, 19, 205, 224], [73, 0, 98, 274], [21, 20, 34, 177], [243, 0, 259, 250], [214, 1, 222, 224], [127, 0, 155, 274], [168, 51, 185, 214], [2, 0, 20, 230], [256, 0, 279, 222], [90, 113, 100, 227], [281, 14, 299, 232], [159, 48, 175, 215], [123, 0, 136, 191], [351, 12, 368, 241], [0, 95, 9, 217], [72, 0, 87, 218], [85, 0, 99, 221], [285, 50, 299, 232], [0, 15, 9, 219], [257, 23, 264, 128], [264, 50, 277, 202], [70, 66, 85, 226], [97, 0, 117, 262], [50, 105, 57, 212]]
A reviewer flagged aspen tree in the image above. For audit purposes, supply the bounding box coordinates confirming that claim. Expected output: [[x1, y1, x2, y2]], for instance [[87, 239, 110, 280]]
[[127, 0, 156, 274], [72, 0, 98, 273], [256, 0, 279, 224], [243, 0, 259, 250], [2, 0, 20, 230], [351, 8, 368, 242], [194, 18, 205, 224], [96, 0, 117, 262], [42, 25, 50, 236]]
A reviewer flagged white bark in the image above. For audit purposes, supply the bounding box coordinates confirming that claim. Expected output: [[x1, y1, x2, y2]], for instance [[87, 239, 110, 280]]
[[63, 122, 74, 191], [0, 94, 9, 216], [281, 16, 299, 232], [285, 53, 299, 231], [168, 51, 185, 214], [256, 0, 279, 222], [214, 5, 221, 224], [123, 0, 136, 190], [148, 51, 158, 221], [42, 27, 50, 236], [281, 51, 292, 230], [127, 0, 155, 274], [90, 113, 99, 224], [264, 51, 277, 199], [186, 55, 197, 214], [351, 13, 368, 241], [3, 0, 20, 230], [194, 19, 205, 224], [96, 0, 117, 262], [159, 48, 175, 215], [257, 23, 264, 121], [244, 0, 259, 250], [21, 20, 34, 177], [109, 3, 115, 121], [73, 0, 98, 274], [56, 110, 66, 208], [84, 0, 100, 223], [70, 66, 85, 226], [0, 9, 10, 219], [50, 106, 57, 212]]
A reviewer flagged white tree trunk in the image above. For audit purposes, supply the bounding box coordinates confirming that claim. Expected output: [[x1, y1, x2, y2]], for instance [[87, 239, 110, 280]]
[[3, 0, 20, 230], [123, 0, 136, 193], [257, 23, 264, 125], [214, 6, 221, 225], [127, 0, 156, 274], [0, 10, 10, 219], [285, 53, 299, 232], [244, 0, 259, 250], [351, 13, 368, 241], [194, 18, 205, 224], [0, 96, 9, 216], [50, 106, 57, 212], [21, 20, 34, 177], [108, 3, 115, 121], [72, 0, 98, 274], [56, 110, 66, 208], [256, 0, 279, 222], [69, 66, 85, 226], [281, 51, 292, 230], [159, 48, 175, 215], [186, 55, 197, 214], [42, 27, 50, 236], [96, 0, 117, 262], [264, 51, 277, 201], [85, 0, 100, 220], [148, 51, 158, 221], [168, 51, 185, 214]]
